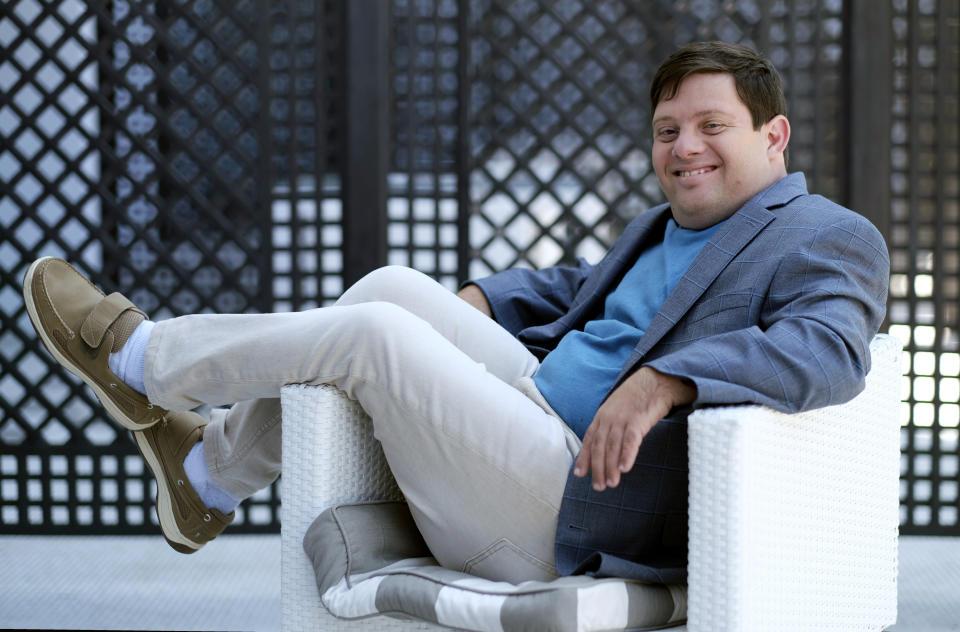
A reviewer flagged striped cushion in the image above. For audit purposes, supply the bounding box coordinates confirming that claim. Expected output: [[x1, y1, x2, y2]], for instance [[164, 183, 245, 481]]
[[303, 501, 686, 631]]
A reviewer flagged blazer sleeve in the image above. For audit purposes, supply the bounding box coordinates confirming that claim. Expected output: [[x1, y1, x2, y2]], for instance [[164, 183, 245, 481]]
[[466, 259, 595, 337], [644, 215, 890, 413]]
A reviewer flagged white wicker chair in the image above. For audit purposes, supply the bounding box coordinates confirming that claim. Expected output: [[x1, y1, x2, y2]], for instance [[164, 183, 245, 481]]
[[280, 334, 901, 632]]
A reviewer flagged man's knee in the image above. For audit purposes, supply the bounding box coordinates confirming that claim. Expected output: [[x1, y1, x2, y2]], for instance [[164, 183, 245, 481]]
[[337, 266, 428, 306], [340, 301, 428, 344]]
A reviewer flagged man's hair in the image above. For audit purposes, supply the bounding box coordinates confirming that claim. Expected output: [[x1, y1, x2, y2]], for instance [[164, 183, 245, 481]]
[[650, 41, 787, 130]]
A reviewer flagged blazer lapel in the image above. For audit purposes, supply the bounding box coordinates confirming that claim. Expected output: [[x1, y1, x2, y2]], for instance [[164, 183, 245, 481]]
[[630, 208, 773, 359], [562, 205, 672, 325], [628, 172, 809, 361]]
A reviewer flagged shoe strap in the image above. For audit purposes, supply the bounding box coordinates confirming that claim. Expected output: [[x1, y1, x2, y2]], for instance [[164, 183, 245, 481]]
[[80, 292, 145, 348]]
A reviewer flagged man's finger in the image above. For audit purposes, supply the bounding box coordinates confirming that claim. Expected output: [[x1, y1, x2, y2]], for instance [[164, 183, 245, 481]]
[[574, 423, 597, 478], [589, 429, 608, 491], [604, 427, 624, 488], [573, 441, 591, 478], [618, 424, 643, 474]]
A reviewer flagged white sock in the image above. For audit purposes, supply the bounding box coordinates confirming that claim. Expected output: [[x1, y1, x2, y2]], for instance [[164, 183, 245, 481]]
[[183, 441, 241, 514], [108, 320, 154, 395]]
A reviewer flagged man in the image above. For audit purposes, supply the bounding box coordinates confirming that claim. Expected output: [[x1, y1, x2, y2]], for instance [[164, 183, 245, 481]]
[[23, 42, 888, 584]]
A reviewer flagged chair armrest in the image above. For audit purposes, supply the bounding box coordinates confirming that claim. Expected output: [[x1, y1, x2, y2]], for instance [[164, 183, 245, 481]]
[[686, 334, 902, 631], [280, 384, 413, 631]]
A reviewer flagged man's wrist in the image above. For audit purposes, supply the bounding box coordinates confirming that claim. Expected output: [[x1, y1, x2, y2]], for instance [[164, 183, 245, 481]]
[[456, 283, 493, 318], [644, 366, 697, 408]]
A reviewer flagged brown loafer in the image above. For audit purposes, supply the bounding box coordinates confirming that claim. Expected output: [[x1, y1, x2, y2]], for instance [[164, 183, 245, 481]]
[[135, 411, 234, 553], [22, 257, 164, 431]]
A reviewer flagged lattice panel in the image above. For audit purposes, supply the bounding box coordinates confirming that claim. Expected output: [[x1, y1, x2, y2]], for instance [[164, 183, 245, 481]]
[[2, 0, 138, 532], [388, 0, 462, 290], [102, 0, 268, 319], [463, 0, 846, 279], [767, 0, 846, 200], [5, 0, 959, 538], [271, 177, 346, 310], [887, 0, 960, 533], [267, 0, 345, 310], [0, 449, 278, 531], [466, 0, 660, 277], [0, 0, 342, 533]]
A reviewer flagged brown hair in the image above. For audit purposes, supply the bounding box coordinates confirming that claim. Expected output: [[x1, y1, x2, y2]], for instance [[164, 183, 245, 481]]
[[650, 41, 787, 130]]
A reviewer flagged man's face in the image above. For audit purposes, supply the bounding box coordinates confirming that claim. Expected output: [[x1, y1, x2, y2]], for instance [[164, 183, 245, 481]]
[[651, 72, 788, 229]]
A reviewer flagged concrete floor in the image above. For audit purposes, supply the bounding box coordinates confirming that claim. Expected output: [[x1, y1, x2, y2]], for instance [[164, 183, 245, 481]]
[[888, 536, 960, 632], [0, 534, 956, 631], [0, 534, 280, 631]]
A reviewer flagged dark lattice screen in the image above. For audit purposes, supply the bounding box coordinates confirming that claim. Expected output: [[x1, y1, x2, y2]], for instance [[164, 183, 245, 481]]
[[463, 0, 847, 279], [466, 0, 663, 276], [269, 1, 346, 311], [388, 0, 464, 290], [769, 0, 846, 198], [1, 0, 341, 533], [3, 0, 959, 536], [888, 0, 960, 533]]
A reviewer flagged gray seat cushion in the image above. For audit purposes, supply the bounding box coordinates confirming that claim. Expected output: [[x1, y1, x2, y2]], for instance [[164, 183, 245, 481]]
[[303, 501, 687, 631]]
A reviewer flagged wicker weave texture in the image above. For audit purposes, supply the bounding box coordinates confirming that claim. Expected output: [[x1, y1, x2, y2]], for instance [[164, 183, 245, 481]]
[[279, 384, 430, 631], [687, 334, 901, 631]]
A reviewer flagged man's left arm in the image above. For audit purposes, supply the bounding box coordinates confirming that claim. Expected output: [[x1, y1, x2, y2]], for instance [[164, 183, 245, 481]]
[[460, 260, 596, 334], [577, 215, 890, 490]]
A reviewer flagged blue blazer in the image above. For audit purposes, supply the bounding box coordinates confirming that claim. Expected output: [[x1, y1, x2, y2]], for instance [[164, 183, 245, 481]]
[[473, 173, 890, 583]]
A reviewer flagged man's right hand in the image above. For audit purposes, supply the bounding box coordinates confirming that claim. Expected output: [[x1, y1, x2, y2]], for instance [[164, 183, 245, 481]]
[[575, 366, 696, 491]]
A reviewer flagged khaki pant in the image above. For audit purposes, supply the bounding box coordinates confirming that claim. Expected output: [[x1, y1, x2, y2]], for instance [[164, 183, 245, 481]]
[[144, 266, 580, 583]]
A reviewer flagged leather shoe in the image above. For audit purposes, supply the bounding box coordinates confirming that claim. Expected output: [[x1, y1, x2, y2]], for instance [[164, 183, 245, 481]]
[[23, 257, 164, 431], [135, 411, 234, 553]]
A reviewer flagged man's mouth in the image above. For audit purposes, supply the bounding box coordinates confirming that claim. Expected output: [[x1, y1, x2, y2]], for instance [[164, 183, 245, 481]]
[[674, 166, 717, 178]]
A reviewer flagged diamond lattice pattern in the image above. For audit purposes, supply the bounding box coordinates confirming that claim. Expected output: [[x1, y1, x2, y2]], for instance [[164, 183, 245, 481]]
[[464, 0, 846, 278]]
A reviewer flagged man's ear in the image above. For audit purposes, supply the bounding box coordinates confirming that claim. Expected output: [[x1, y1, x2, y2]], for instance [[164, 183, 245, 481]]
[[765, 114, 791, 159]]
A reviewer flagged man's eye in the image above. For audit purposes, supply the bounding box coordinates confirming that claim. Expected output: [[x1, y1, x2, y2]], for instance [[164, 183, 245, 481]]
[[656, 129, 677, 139], [704, 122, 725, 132]]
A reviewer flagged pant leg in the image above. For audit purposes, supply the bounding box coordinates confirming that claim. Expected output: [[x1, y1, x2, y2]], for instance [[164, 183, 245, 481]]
[[334, 266, 539, 383], [193, 267, 544, 497], [204, 398, 282, 500], [144, 285, 579, 582]]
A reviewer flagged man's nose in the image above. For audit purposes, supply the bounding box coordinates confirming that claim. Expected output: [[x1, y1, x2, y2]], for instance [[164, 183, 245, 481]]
[[672, 130, 705, 159]]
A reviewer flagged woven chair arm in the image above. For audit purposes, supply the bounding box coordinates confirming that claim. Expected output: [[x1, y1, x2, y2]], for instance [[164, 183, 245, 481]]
[[686, 334, 901, 630]]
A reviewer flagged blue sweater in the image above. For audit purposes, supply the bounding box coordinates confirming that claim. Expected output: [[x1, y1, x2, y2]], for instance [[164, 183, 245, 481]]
[[534, 218, 723, 437]]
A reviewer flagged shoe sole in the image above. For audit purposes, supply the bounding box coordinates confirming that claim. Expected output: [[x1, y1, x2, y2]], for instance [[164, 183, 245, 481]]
[[133, 430, 202, 553], [23, 257, 158, 432]]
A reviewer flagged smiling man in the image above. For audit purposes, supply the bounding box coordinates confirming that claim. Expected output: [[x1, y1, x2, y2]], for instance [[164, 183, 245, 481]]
[[24, 42, 888, 586], [651, 72, 789, 229]]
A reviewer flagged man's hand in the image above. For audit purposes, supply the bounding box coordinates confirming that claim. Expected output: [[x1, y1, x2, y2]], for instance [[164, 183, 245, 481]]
[[457, 284, 493, 317], [574, 367, 696, 491]]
